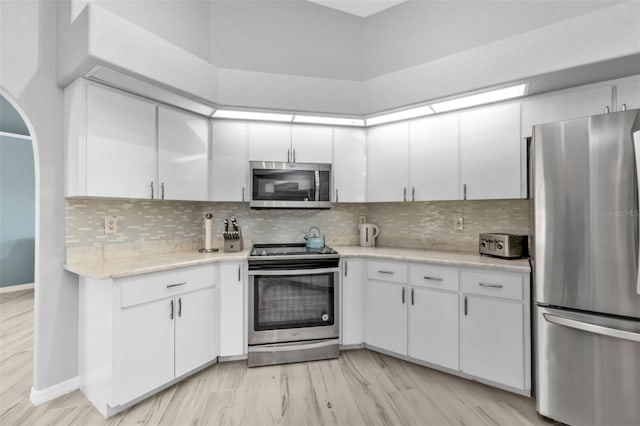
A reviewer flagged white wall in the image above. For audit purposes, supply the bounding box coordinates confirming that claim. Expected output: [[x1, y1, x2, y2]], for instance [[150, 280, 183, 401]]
[[71, 0, 211, 61], [363, 0, 624, 79], [0, 0, 79, 390], [209, 0, 364, 81]]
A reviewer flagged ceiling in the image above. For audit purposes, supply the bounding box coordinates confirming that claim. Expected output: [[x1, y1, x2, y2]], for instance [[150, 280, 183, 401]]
[[307, 0, 408, 17]]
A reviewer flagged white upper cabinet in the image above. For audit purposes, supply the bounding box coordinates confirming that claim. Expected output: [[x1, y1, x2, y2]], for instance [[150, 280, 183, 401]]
[[409, 114, 459, 201], [211, 121, 249, 202], [248, 122, 291, 162], [366, 122, 409, 202], [333, 128, 366, 203], [158, 107, 209, 201], [85, 83, 157, 199], [67, 81, 210, 201], [460, 103, 522, 200], [616, 79, 640, 111], [521, 85, 612, 138], [291, 125, 333, 163]]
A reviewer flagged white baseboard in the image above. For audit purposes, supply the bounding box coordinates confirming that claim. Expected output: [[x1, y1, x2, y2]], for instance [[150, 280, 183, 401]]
[[0, 283, 35, 294], [30, 376, 79, 406]]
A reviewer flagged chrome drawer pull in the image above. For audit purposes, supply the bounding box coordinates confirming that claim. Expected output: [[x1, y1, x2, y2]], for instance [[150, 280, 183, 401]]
[[166, 282, 187, 288], [378, 270, 394, 274], [479, 282, 503, 289], [423, 276, 443, 282]]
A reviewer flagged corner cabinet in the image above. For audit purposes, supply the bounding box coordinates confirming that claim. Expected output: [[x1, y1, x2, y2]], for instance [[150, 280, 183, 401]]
[[65, 79, 209, 201], [333, 128, 366, 203], [366, 123, 410, 202], [78, 264, 217, 417], [210, 121, 249, 202]]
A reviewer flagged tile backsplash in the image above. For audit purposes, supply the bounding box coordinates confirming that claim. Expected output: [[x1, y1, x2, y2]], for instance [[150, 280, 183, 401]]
[[65, 198, 530, 263]]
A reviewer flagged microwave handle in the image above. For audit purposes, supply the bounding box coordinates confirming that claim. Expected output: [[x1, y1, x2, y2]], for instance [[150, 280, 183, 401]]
[[315, 170, 320, 201]]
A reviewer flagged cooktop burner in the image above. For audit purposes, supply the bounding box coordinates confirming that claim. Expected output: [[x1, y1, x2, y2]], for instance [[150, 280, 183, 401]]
[[250, 243, 338, 257]]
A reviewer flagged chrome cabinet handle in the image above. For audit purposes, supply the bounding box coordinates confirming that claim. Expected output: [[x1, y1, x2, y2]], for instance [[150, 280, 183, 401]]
[[166, 282, 186, 288], [423, 276, 443, 282], [411, 288, 414, 305], [287, 148, 290, 162], [378, 270, 394, 274], [178, 297, 182, 317], [402, 287, 405, 304], [463, 183, 467, 200], [335, 188, 339, 203], [170, 299, 174, 320], [412, 187, 415, 202], [238, 264, 242, 282], [150, 181, 154, 199], [464, 296, 468, 316], [242, 187, 245, 202], [293, 149, 296, 162], [479, 282, 503, 289], [403, 187, 407, 202], [161, 182, 165, 200], [344, 261, 348, 277]]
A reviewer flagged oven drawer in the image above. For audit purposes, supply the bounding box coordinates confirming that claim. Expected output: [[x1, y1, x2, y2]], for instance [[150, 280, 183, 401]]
[[460, 270, 523, 301], [409, 263, 458, 291], [120, 264, 215, 308], [367, 261, 407, 283]]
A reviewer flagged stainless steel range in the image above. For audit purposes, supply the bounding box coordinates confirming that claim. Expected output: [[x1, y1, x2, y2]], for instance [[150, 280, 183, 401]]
[[247, 243, 340, 367]]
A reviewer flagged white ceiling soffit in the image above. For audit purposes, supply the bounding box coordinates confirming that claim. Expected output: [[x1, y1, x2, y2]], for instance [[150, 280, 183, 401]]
[[307, 0, 408, 17]]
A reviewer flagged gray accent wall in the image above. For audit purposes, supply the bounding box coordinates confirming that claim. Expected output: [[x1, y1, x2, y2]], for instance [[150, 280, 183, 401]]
[[0, 135, 35, 286]]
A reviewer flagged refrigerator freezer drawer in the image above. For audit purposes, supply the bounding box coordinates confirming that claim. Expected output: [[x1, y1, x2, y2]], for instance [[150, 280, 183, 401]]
[[536, 306, 640, 426]]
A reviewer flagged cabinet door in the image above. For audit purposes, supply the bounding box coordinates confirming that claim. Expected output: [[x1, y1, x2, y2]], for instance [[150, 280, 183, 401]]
[[409, 114, 459, 201], [521, 85, 612, 138], [219, 263, 245, 357], [291, 125, 333, 163], [119, 298, 174, 404], [461, 295, 524, 389], [365, 280, 407, 355], [333, 128, 366, 202], [175, 287, 217, 377], [366, 123, 409, 202], [341, 259, 363, 345], [408, 287, 459, 370], [248, 122, 291, 162], [211, 121, 249, 201], [86, 84, 156, 199], [460, 103, 521, 200], [617, 79, 640, 111], [158, 107, 209, 201]]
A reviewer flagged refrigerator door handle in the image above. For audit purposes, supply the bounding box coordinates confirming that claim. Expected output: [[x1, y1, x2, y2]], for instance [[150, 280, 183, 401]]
[[634, 130, 640, 295], [543, 313, 640, 343]]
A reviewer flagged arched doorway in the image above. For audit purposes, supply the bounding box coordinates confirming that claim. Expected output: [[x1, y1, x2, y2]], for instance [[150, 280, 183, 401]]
[[0, 93, 37, 292]]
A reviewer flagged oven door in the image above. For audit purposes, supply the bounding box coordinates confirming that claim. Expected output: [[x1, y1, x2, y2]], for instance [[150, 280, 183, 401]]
[[248, 267, 339, 345]]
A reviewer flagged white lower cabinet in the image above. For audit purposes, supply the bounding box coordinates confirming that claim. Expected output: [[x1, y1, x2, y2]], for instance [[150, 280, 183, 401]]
[[219, 262, 245, 357], [341, 259, 363, 346], [78, 264, 218, 417], [459, 270, 529, 391], [408, 287, 459, 370], [362, 260, 530, 395]]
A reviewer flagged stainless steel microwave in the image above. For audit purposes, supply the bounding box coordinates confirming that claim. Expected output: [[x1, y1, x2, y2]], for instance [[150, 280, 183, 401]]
[[249, 161, 332, 209]]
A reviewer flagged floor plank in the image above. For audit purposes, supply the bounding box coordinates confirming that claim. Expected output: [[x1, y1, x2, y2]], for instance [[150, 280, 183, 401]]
[[0, 290, 550, 425]]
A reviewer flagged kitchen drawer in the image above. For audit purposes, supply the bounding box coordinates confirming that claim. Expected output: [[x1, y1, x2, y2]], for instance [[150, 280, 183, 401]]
[[367, 261, 407, 284], [120, 264, 215, 308], [461, 270, 523, 301], [409, 263, 458, 292]]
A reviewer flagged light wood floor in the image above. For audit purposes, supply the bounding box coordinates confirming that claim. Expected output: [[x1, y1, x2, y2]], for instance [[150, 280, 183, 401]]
[[1, 289, 550, 425]]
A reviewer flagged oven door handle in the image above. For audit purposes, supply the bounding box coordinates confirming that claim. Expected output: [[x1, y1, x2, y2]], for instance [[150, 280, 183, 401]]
[[248, 267, 340, 276]]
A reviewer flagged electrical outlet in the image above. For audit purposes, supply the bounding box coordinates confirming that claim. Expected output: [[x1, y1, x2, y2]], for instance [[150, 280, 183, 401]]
[[104, 216, 118, 234], [358, 215, 367, 224], [452, 215, 464, 231]]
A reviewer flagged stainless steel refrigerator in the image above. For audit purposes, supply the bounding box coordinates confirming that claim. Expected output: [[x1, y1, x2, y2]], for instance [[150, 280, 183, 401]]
[[532, 109, 640, 426]]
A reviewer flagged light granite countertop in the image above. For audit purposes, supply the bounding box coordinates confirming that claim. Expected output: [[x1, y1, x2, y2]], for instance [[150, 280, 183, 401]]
[[334, 246, 530, 273], [65, 249, 252, 280], [65, 245, 530, 280]]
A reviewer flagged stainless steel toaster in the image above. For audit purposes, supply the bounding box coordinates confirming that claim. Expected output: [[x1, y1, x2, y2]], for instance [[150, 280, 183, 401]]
[[479, 233, 528, 259]]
